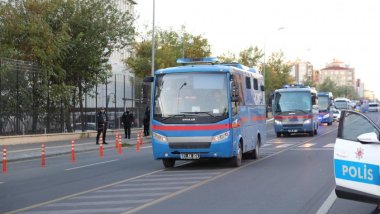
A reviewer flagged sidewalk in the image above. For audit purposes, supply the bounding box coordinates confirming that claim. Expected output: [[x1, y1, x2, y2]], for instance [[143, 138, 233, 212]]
[[1, 128, 151, 162]]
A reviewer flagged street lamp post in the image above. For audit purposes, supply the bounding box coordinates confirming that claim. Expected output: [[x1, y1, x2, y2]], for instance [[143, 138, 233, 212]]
[[151, 0, 155, 76], [263, 27, 285, 83]]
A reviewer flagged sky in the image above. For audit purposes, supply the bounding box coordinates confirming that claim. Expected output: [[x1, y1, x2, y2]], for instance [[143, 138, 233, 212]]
[[135, 0, 380, 99]]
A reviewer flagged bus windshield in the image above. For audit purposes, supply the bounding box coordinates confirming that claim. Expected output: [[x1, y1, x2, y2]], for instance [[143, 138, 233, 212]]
[[153, 72, 229, 124], [274, 91, 311, 114], [318, 96, 329, 111], [335, 101, 349, 110]]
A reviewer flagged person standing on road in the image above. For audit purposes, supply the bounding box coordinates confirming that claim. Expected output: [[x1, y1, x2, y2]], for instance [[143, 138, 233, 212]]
[[96, 108, 108, 144], [143, 106, 150, 136], [121, 110, 134, 139]]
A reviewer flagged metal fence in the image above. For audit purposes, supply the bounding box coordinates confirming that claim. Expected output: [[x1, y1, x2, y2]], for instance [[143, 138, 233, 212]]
[[0, 58, 149, 136]]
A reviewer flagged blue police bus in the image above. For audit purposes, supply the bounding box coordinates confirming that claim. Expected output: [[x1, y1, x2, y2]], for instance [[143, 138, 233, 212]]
[[317, 92, 334, 125], [272, 84, 319, 137], [144, 58, 267, 168]]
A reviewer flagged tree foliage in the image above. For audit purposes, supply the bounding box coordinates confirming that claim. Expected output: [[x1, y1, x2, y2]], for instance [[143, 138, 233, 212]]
[[0, 0, 136, 133], [126, 27, 211, 78], [238, 46, 264, 67]]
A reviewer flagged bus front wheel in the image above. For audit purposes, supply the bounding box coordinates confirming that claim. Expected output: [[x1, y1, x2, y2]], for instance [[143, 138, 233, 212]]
[[231, 142, 242, 167], [162, 159, 175, 168]]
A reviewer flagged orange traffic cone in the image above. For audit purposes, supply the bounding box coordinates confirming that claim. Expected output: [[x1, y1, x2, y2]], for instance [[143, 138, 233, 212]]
[[115, 132, 119, 149], [136, 132, 141, 152], [41, 144, 46, 167], [140, 130, 144, 145], [118, 135, 123, 155], [71, 139, 76, 163], [2, 145, 7, 173], [99, 137, 103, 158]]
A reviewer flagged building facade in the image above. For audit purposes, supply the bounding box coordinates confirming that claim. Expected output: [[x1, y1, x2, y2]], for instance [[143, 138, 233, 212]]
[[319, 59, 355, 87], [290, 60, 314, 84]]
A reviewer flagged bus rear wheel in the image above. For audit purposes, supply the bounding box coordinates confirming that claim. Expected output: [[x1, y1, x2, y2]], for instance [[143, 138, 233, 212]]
[[162, 159, 175, 168]]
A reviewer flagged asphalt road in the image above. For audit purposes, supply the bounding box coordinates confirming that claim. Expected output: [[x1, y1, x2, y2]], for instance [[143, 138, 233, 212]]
[[0, 112, 379, 214]]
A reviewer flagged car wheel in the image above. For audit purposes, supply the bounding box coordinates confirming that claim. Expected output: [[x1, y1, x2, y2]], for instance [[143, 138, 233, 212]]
[[162, 159, 175, 168], [276, 132, 281, 137]]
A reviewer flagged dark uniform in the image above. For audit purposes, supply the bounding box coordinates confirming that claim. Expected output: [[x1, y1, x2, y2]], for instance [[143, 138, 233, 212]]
[[143, 107, 150, 136], [121, 111, 134, 139], [96, 109, 108, 144]]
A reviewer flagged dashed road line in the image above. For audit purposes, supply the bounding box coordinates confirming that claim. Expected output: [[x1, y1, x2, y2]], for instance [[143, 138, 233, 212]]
[[20, 207, 131, 214], [275, 144, 292, 148], [298, 143, 315, 148], [65, 159, 118, 171], [323, 143, 334, 148]]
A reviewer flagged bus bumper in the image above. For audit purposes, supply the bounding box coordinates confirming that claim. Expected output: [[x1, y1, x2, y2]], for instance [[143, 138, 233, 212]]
[[274, 122, 313, 134], [152, 139, 234, 160]]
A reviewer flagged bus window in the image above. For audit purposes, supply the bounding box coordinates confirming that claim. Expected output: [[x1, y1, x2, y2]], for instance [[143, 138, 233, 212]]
[[253, 78, 258, 90], [245, 77, 251, 89]]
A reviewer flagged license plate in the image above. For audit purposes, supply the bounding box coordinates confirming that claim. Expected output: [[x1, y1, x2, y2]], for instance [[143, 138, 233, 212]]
[[180, 153, 200, 160], [288, 129, 298, 133]]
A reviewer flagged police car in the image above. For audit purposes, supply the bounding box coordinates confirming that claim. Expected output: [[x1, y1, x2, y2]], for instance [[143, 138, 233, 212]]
[[334, 110, 380, 206]]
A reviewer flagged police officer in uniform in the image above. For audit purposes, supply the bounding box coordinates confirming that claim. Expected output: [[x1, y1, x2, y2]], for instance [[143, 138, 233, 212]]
[[121, 110, 134, 139], [96, 108, 108, 144]]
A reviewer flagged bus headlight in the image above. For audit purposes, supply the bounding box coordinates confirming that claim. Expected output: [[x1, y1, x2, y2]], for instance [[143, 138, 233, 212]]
[[303, 119, 311, 124], [153, 132, 167, 142], [212, 131, 230, 142], [274, 120, 282, 125]]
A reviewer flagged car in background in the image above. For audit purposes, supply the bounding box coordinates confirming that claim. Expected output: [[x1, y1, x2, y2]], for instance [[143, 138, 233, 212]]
[[333, 110, 380, 207], [332, 108, 341, 122], [74, 122, 97, 132], [368, 102, 379, 112]]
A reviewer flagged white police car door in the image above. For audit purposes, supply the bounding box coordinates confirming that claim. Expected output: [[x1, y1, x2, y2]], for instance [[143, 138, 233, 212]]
[[334, 110, 380, 204]]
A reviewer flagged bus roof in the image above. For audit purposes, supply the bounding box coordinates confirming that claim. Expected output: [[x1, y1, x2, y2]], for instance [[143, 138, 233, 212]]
[[317, 92, 333, 97], [154, 64, 262, 78], [275, 87, 316, 93]]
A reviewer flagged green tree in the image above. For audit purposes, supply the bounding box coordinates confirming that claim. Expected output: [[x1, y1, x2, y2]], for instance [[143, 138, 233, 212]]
[[264, 51, 293, 100], [238, 46, 264, 67], [218, 51, 237, 63], [126, 27, 211, 79], [317, 77, 336, 93], [60, 0, 135, 131], [0, 0, 70, 133]]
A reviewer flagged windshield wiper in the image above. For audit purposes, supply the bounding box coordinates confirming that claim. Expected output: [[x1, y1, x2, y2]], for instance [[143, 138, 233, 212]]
[[180, 111, 217, 118], [160, 113, 199, 121]]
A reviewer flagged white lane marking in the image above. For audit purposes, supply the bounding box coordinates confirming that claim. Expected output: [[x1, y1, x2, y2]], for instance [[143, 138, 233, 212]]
[[65, 159, 118, 171], [298, 143, 315, 148], [146, 172, 221, 177], [46, 199, 150, 207], [6, 169, 165, 214], [135, 176, 211, 182], [98, 186, 185, 193], [316, 189, 337, 214], [275, 144, 292, 148], [291, 148, 333, 151], [74, 192, 169, 199], [323, 143, 335, 148], [116, 181, 199, 187], [21, 207, 130, 214]]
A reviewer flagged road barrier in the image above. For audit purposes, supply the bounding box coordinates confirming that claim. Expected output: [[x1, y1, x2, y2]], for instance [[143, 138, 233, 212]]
[[71, 140, 76, 163], [41, 144, 45, 167], [3, 145, 7, 173]]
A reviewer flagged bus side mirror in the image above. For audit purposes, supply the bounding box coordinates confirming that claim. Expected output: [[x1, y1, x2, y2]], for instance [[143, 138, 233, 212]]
[[143, 76, 154, 83], [260, 85, 265, 91], [231, 83, 240, 102]]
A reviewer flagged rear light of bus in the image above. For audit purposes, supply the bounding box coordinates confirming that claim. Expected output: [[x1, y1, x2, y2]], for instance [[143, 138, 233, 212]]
[[153, 132, 168, 142], [212, 131, 230, 142]]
